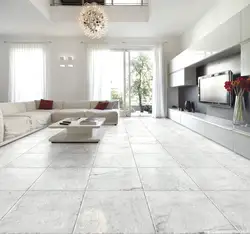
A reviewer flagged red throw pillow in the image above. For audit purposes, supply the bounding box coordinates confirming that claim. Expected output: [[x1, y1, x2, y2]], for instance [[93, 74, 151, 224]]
[[95, 101, 109, 110], [39, 99, 53, 110]]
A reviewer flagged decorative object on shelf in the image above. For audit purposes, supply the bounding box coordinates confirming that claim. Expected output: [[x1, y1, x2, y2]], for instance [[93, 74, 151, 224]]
[[78, 2, 108, 39], [224, 77, 250, 125]]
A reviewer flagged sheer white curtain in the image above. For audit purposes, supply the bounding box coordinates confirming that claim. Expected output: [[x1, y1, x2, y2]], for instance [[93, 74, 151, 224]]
[[152, 43, 166, 118], [87, 46, 112, 100], [9, 43, 47, 102]]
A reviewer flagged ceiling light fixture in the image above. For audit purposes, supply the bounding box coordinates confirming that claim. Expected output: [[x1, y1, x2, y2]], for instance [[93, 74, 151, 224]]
[[78, 2, 108, 39]]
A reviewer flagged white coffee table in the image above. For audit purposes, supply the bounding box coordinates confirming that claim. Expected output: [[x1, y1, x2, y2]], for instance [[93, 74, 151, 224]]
[[49, 117, 106, 143]]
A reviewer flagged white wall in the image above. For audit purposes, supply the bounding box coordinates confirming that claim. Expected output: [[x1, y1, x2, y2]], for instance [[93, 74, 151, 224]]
[[0, 36, 181, 105], [0, 36, 87, 102], [182, 0, 250, 50]]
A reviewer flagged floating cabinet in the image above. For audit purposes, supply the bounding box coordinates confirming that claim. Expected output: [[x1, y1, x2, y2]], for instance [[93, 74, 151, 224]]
[[169, 13, 241, 74], [241, 41, 250, 76], [241, 4, 250, 42], [169, 68, 196, 87]]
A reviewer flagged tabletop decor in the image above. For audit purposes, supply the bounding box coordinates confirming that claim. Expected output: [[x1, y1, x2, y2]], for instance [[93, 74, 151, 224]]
[[224, 77, 250, 125]]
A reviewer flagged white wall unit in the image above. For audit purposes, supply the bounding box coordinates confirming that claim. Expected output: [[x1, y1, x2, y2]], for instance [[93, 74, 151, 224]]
[[169, 68, 196, 87], [168, 109, 181, 123], [241, 41, 250, 76], [203, 122, 234, 150], [233, 131, 250, 160], [168, 108, 250, 160], [181, 114, 204, 135], [241, 4, 250, 42], [170, 13, 241, 74]]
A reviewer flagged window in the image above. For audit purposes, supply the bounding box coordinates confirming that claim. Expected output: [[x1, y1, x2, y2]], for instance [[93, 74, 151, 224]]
[[9, 44, 47, 102]]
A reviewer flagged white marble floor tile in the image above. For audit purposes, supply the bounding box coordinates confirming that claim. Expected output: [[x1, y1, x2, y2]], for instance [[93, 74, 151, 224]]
[[170, 152, 223, 168], [146, 191, 235, 233], [134, 153, 180, 168], [129, 136, 158, 144], [6, 154, 53, 168], [131, 144, 167, 154], [74, 191, 155, 234], [50, 153, 95, 168], [26, 142, 67, 154], [227, 167, 250, 182], [87, 168, 142, 191], [0, 153, 21, 167], [163, 145, 204, 156], [31, 168, 90, 190], [97, 144, 132, 154], [139, 168, 199, 191], [212, 153, 250, 167], [0, 168, 45, 190], [186, 168, 250, 191], [206, 191, 250, 232], [94, 153, 136, 167], [0, 191, 83, 234], [0, 191, 25, 219], [63, 144, 99, 154]]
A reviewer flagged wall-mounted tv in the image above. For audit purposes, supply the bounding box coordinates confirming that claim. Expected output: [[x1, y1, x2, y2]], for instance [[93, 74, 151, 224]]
[[198, 70, 233, 106]]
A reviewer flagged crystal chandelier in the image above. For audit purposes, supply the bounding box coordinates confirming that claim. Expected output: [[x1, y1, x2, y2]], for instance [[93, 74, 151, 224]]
[[78, 3, 108, 39]]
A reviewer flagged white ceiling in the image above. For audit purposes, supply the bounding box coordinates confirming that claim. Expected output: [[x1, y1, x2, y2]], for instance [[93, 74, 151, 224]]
[[0, 0, 218, 38]]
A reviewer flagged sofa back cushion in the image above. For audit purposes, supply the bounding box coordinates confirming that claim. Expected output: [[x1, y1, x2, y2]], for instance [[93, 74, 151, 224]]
[[0, 109, 3, 143], [25, 101, 36, 111], [0, 103, 24, 116], [63, 101, 90, 109]]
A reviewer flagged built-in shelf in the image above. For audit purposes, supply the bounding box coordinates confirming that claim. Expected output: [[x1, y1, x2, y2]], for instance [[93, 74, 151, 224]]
[[168, 108, 250, 160]]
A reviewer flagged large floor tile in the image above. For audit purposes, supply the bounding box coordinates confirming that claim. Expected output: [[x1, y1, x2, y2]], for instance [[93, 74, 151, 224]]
[[63, 144, 99, 154], [227, 167, 250, 182], [0, 168, 45, 190], [97, 144, 132, 154], [170, 152, 223, 168], [87, 168, 142, 191], [129, 136, 158, 144], [31, 168, 90, 190], [186, 168, 250, 191], [134, 153, 180, 168], [0, 191, 83, 234], [213, 153, 250, 167], [146, 191, 235, 233], [94, 153, 136, 167], [163, 145, 204, 157], [50, 153, 95, 168], [139, 168, 198, 191], [131, 144, 167, 154], [0, 153, 21, 167], [74, 191, 155, 234], [26, 142, 67, 154], [6, 154, 53, 168], [0, 191, 25, 219], [206, 191, 250, 232]]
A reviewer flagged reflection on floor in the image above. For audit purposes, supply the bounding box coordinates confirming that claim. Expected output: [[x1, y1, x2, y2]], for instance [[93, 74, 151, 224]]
[[0, 117, 250, 233]]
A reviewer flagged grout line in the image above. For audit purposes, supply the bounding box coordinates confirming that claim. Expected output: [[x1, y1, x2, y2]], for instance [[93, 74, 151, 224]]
[[71, 139, 102, 234], [0, 164, 51, 222], [140, 118, 240, 233], [125, 119, 157, 234]]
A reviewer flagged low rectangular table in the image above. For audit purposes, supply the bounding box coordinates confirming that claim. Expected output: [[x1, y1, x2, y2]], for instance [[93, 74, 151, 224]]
[[48, 117, 106, 143]]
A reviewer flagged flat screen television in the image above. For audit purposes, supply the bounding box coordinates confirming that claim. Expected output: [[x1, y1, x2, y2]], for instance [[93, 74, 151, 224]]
[[198, 70, 233, 106]]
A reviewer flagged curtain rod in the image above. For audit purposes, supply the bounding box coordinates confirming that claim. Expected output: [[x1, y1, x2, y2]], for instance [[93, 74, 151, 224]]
[[4, 41, 52, 44]]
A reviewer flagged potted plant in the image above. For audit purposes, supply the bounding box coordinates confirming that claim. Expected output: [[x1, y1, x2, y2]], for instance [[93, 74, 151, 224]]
[[224, 77, 250, 125]]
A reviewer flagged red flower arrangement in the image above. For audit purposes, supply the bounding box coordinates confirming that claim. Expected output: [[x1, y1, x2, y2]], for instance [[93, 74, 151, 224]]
[[224, 77, 250, 95]]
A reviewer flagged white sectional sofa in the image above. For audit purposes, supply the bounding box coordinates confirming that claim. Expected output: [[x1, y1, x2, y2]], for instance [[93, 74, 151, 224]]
[[0, 100, 119, 146]]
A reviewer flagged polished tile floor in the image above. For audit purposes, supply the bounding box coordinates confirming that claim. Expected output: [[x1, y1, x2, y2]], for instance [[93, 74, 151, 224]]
[[0, 118, 250, 233]]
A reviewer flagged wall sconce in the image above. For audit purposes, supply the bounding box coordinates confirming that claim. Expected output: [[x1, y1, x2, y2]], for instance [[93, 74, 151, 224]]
[[60, 64, 66, 68], [60, 56, 67, 61], [68, 56, 74, 61], [68, 64, 74, 68]]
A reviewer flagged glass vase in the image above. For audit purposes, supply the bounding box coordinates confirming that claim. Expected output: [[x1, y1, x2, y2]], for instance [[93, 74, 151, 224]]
[[233, 95, 246, 125]]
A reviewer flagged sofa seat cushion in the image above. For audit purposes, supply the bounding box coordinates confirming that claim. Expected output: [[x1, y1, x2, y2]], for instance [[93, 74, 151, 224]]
[[51, 109, 86, 123], [12, 111, 52, 130], [4, 116, 32, 141], [85, 109, 118, 124]]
